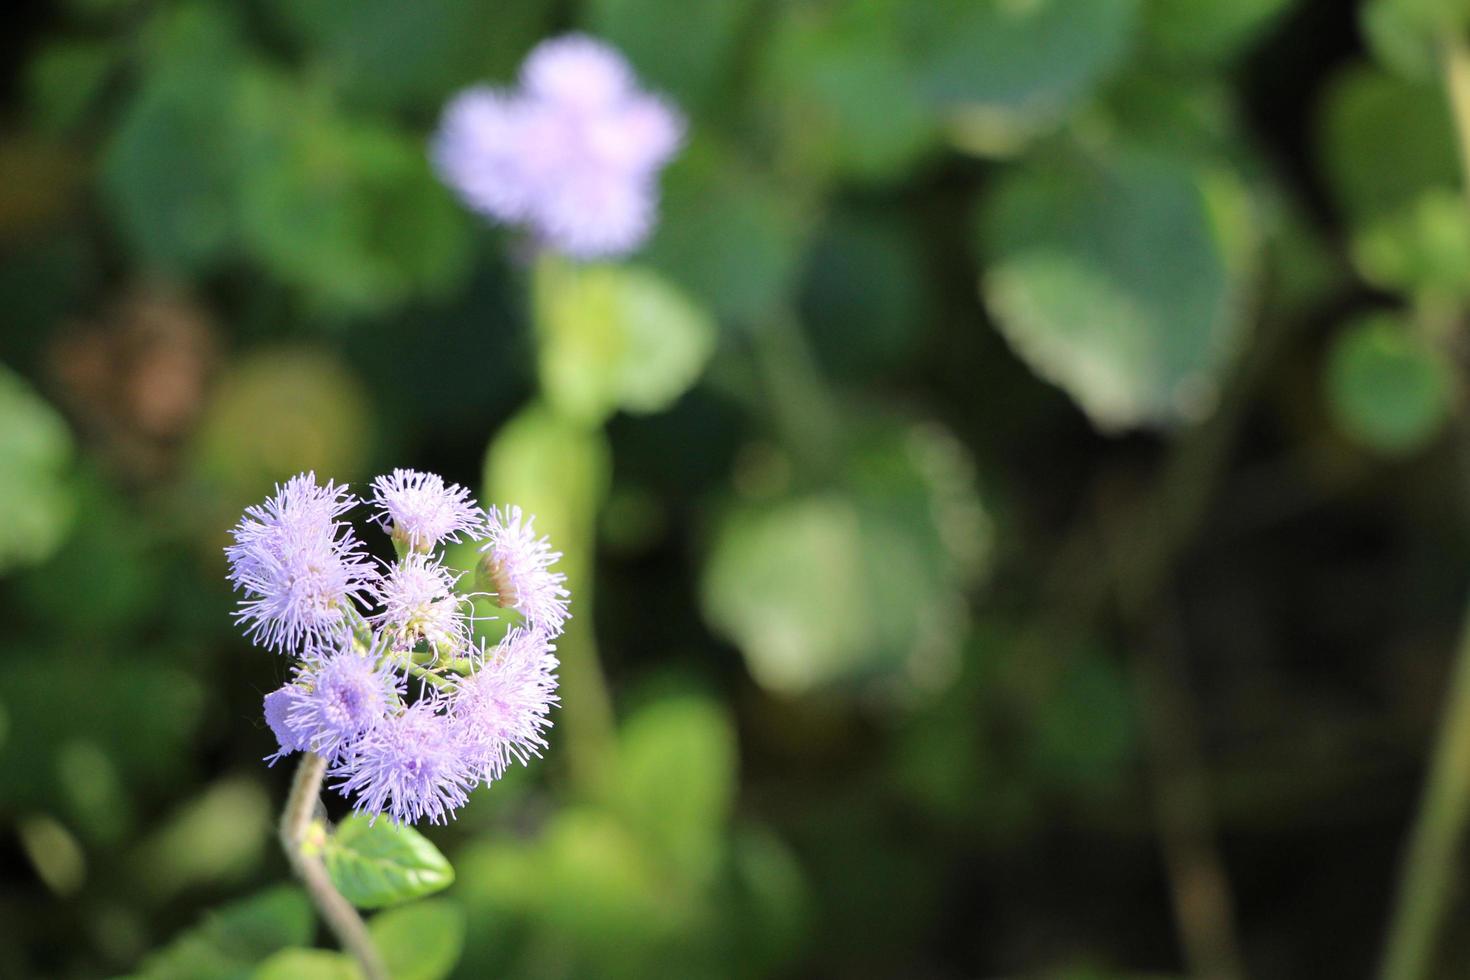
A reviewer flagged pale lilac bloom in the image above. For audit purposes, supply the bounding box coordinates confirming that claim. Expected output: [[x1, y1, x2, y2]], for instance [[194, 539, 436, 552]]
[[370, 468, 484, 552], [450, 627, 560, 780], [225, 473, 377, 654], [334, 701, 477, 825], [478, 505, 570, 636], [288, 646, 402, 763], [369, 553, 472, 654], [263, 685, 307, 764], [431, 33, 684, 259]]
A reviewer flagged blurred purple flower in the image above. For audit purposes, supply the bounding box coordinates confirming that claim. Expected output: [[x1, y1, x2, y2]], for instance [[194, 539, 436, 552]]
[[225, 472, 377, 654], [370, 468, 483, 552], [263, 685, 307, 765], [334, 700, 476, 825], [450, 627, 560, 780], [478, 504, 570, 636], [431, 33, 684, 259]]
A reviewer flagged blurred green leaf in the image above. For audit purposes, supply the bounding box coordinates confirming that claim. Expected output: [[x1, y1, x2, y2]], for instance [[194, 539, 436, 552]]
[[615, 695, 737, 878], [589, 0, 749, 111], [483, 404, 612, 567], [234, 69, 471, 313], [0, 363, 76, 574], [268, 0, 545, 111], [644, 139, 807, 324], [908, 0, 1139, 156], [1142, 0, 1292, 66], [1325, 312, 1454, 456], [534, 258, 717, 424], [134, 778, 272, 900], [27, 40, 117, 135], [703, 418, 989, 694], [1320, 66, 1469, 300], [977, 149, 1256, 430], [190, 346, 374, 520], [251, 949, 359, 980], [134, 886, 312, 980], [323, 813, 455, 909], [760, 0, 937, 182], [368, 899, 465, 980]]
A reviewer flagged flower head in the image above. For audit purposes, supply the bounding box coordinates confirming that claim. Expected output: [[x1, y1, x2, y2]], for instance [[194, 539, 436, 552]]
[[225, 473, 377, 654], [370, 468, 484, 553], [431, 33, 684, 259], [263, 685, 307, 764], [289, 645, 402, 763], [450, 627, 559, 779], [477, 505, 570, 636], [369, 554, 472, 654], [334, 701, 476, 825]]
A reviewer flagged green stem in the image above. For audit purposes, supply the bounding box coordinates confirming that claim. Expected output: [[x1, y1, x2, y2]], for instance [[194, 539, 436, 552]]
[[280, 754, 386, 980], [1377, 30, 1470, 980]]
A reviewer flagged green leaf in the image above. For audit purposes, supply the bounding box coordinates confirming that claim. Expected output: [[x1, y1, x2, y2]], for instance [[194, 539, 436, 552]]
[[0, 363, 76, 574], [534, 258, 717, 425], [907, 0, 1139, 156], [367, 899, 465, 980], [1318, 66, 1469, 301], [1325, 312, 1454, 456], [323, 814, 455, 910], [1142, 0, 1292, 66], [251, 949, 360, 980], [615, 695, 737, 877], [977, 149, 1256, 431], [134, 886, 312, 979], [589, 0, 749, 112], [702, 418, 989, 694], [759, 0, 937, 182]]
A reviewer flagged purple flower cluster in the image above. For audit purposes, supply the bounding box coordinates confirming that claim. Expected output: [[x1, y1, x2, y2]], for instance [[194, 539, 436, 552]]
[[227, 469, 567, 825], [431, 34, 684, 259]]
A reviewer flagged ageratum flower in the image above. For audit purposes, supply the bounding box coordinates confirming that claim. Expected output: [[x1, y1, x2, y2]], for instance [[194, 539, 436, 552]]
[[334, 701, 477, 825], [288, 645, 403, 763], [369, 553, 472, 654], [477, 505, 571, 636], [263, 685, 307, 765], [370, 468, 484, 553], [225, 473, 377, 654], [431, 33, 684, 259], [450, 627, 560, 780]]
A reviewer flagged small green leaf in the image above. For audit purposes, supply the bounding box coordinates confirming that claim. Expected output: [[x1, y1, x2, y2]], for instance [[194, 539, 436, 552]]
[[251, 949, 360, 980], [0, 362, 76, 574], [323, 814, 454, 909], [977, 149, 1256, 430], [369, 899, 466, 980], [134, 886, 312, 979], [614, 695, 737, 877], [1326, 312, 1454, 456], [534, 258, 717, 424]]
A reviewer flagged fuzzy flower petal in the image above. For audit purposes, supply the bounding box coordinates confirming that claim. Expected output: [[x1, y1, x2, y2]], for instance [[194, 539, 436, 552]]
[[288, 646, 402, 763], [334, 701, 476, 825], [370, 468, 484, 552], [450, 627, 559, 780], [263, 685, 307, 765], [225, 472, 377, 654], [478, 505, 570, 636], [369, 554, 472, 654]]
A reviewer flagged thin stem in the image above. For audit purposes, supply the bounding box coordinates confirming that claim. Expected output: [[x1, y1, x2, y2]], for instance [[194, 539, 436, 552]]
[[1377, 29, 1470, 980], [281, 753, 386, 980]]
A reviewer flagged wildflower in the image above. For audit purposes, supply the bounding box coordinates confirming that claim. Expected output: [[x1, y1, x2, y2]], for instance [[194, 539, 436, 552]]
[[334, 701, 476, 825], [288, 645, 402, 763], [225, 473, 376, 654], [477, 505, 570, 636], [431, 33, 684, 259], [369, 468, 483, 553], [450, 627, 560, 780], [369, 553, 472, 654], [263, 685, 307, 764]]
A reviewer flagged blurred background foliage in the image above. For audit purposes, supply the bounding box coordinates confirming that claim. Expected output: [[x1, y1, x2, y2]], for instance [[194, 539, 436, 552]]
[[3, 0, 1470, 977]]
